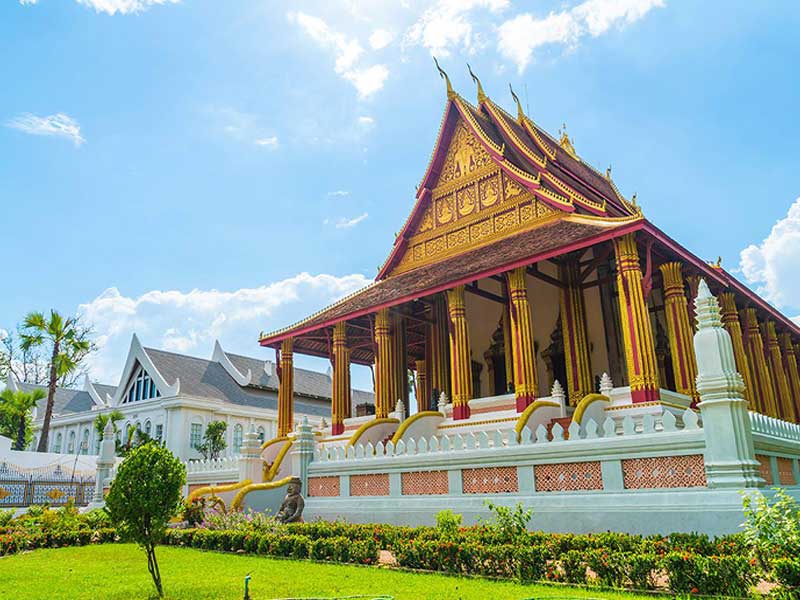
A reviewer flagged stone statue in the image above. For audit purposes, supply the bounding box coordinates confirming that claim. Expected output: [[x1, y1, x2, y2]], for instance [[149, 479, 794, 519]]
[[276, 477, 304, 524]]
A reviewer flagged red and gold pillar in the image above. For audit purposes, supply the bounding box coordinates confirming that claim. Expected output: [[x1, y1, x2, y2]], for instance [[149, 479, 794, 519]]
[[658, 262, 698, 403], [780, 333, 800, 422], [719, 293, 755, 405], [331, 322, 350, 435], [686, 275, 701, 332], [558, 259, 593, 406], [374, 308, 394, 419], [764, 321, 793, 421], [415, 359, 429, 411], [277, 338, 294, 437], [742, 308, 777, 416], [614, 234, 660, 403], [447, 285, 472, 420], [506, 267, 539, 412]]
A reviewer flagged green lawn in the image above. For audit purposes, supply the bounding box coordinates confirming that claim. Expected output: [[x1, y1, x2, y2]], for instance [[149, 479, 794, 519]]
[[0, 544, 662, 600]]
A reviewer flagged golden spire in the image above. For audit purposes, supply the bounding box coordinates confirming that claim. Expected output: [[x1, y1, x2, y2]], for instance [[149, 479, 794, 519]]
[[605, 165, 612, 179], [558, 122, 577, 157], [433, 56, 456, 100], [509, 83, 525, 123], [467, 63, 487, 104]]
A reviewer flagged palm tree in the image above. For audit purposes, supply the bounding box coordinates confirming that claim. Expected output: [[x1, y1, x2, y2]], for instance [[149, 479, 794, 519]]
[[0, 388, 46, 450], [20, 310, 92, 452]]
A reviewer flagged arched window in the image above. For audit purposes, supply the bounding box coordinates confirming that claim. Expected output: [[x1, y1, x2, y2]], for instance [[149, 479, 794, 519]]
[[190, 423, 202, 450], [67, 430, 76, 454], [81, 429, 90, 455], [233, 424, 244, 454], [122, 365, 161, 403], [53, 432, 63, 453], [144, 420, 152, 436], [257, 426, 265, 444]]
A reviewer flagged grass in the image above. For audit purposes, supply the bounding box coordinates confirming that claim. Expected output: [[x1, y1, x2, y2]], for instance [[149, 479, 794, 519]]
[[0, 544, 663, 600]]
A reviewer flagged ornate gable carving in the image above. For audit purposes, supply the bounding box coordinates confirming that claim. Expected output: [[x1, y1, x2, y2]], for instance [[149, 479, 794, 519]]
[[388, 117, 558, 276]]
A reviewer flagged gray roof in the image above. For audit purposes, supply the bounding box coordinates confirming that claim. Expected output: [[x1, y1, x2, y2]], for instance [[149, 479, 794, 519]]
[[18, 382, 95, 417], [92, 383, 118, 401], [145, 348, 331, 416]]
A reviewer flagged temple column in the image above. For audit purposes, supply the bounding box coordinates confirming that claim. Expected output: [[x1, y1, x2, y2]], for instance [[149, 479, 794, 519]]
[[502, 305, 514, 392], [446, 285, 473, 420], [558, 259, 593, 406], [344, 346, 352, 419], [415, 359, 429, 411], [506, 267, 538, 412], [429, 294, 450, 401], [764, 321, 793, 421], [658, 262, 698, 403], [374, 308, 394, 419], [277, 338, 294, 437], [686, 275, 701, 332], [613, 234, 660, 403], [719, 293, 755, 406], [741, 308, 778, 416], [780, 333, 800, 423], [390, 313, 408, 409], [331, 322, 350, 435]]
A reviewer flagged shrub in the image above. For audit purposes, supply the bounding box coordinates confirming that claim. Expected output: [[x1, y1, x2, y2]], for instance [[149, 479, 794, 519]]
[[0, 509, 14, 528], [773, 557, 800, 595], [481, 501, 531, 543], [515, 545, 547, 583], [625, 553, 658, 590], [662, 552, 704, 594], [742, 488, 800, 570], [586, 550, 626, 588], [560, 550, 587, 584], [435, 509, 462, 539]]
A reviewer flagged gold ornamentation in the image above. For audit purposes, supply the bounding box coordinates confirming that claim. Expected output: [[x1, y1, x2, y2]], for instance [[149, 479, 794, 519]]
[[480, 175, 499, 207], [418, 208, 433, 233], [558, 122, 577, 158], [504, 175, 524, 200], [0, 488, 9, 500], [436, 195, 453, 225], [439, 121, 491, 184], [457, 185, 477, 217], [46, 488, 65, 501]]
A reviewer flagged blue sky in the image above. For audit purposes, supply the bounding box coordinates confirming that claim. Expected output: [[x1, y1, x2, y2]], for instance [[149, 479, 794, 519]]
[[1, 0, 799, 391]]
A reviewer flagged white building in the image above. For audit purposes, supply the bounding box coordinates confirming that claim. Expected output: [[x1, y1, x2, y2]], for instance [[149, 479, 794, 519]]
[[7, 334, 373, 461]]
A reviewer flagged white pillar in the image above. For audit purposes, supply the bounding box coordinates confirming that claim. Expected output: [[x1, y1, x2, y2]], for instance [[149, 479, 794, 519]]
[[289, 417, 315, 494], [88, 420, 116, 508], [238, 426, 262, 483], [694, 279, 763, 488]]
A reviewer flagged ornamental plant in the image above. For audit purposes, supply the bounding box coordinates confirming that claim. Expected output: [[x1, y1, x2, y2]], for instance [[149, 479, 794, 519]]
[[106, 442, 185, 598], [742, 488, 800, 570]]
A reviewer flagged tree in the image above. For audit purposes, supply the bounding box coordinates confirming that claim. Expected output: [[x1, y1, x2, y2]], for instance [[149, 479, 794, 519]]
[[106, 443, 185, 598], [20, 310, 94, 452], [93, 410, 124, 441], [118, 423, 154, 457], [0, 388, 46, 450], [1, 325, 88, 388], [198, 420, 227, 459]]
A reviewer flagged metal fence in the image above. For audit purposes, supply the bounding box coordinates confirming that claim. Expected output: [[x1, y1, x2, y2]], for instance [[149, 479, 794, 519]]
[[0, 462, 95, 508]]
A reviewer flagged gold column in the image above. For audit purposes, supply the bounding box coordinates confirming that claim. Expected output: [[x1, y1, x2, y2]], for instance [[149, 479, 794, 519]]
[[764, 321, 792, 421], [780, 333, 800, 423], [374, 308, 394, 418], [415, 359, 429, 411], [446, 285, 473, 420], [742, 308, 777, 416], [559, 259, 593, 406], [613, 234, 660, 403], [506, 267, 539, 411], [277, 338, 294, 437], [331, 322, 350, 435], [429, 294, 451, 401], [719, 293, 755, 405], [686, 275, 701, 332], [658, 262, 698, 403]]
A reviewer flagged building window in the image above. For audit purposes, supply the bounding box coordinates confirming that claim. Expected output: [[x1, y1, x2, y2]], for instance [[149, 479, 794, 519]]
[[54, 432, 63, 453], [233, 424, 243, 454], [144, 420, 152, 436], [122, 364, 161, 403], [190, 423, 202, 450], [155, 423, 163, 442], [67, 431, 76, 454], [81, 429, 90, 455], [257, 426, 265, 444]]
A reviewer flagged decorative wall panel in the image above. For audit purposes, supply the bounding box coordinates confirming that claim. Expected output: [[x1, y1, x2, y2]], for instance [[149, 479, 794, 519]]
[[401, 470, 449, 495], [462, 466, 518, 494], [757, 454, 773, 485], [308, 476, 341, 498], [622, 455, 706, 489], [777, 457, 796, 486], [534, 461, 603, 492], [349, 473, 390, 497]]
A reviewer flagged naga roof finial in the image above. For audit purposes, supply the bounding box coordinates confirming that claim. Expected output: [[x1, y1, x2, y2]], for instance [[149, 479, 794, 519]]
[[433, 57, 456, 100], [509, 83, 525, 123], [558, 122, 577, 157], [606, 164, 612, 179], [467, 63, 487, 104]]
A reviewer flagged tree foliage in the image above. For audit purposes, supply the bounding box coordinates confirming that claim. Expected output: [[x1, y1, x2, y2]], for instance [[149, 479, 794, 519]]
[[0, 388, 46, 450], [199, 420, 227, 459], [106, 443, 185, 597]]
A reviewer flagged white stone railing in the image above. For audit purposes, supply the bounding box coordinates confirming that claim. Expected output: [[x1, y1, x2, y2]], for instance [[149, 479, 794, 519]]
[[315, 408, 702, 463], [184, 456, 239, 476], [749, 412, 800, 442]]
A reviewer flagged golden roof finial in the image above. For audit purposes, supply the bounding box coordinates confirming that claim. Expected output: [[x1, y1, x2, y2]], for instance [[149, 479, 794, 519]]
[[631, 192, 637, 206], [605, 165, 612, 179], [710, 256, 723, 268], [509, 83, 525, 123], [467, 63, 487, 104], [558, 122, 577, 157], [433, 56, 456, 100]]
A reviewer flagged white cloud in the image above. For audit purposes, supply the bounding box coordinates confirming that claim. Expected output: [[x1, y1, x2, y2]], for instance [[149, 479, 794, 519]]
[[403, 0, 509, 57], [369, 28, 395, 50], [19, 0, 38, 5], [5, 113, 85, 146], [254, 136, 279, 149], [288, 11, 389, 98], [327, 190, 351, 198], [75, 0, 180, 15], [497, 0, 664, 72], [78, 273, 371, 384], [326, 212, 369, 229], [357, 116, 376, 129], [740, 197, 800, 313]]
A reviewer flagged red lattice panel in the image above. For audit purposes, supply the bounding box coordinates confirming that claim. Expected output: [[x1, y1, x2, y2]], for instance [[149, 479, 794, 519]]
[[307, 476, 340, 497], [349, 473, 390, 497], [757, 454, 773, 485], [534, 461, 603, 492], [462, 467, 518, 494], [401, 470, 449, 495], [622, 455, 707, 489], [777, 457, 796, 486]]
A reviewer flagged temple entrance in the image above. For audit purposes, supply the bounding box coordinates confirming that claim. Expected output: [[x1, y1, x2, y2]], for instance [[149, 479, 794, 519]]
[[542, 317, 567, 393]]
